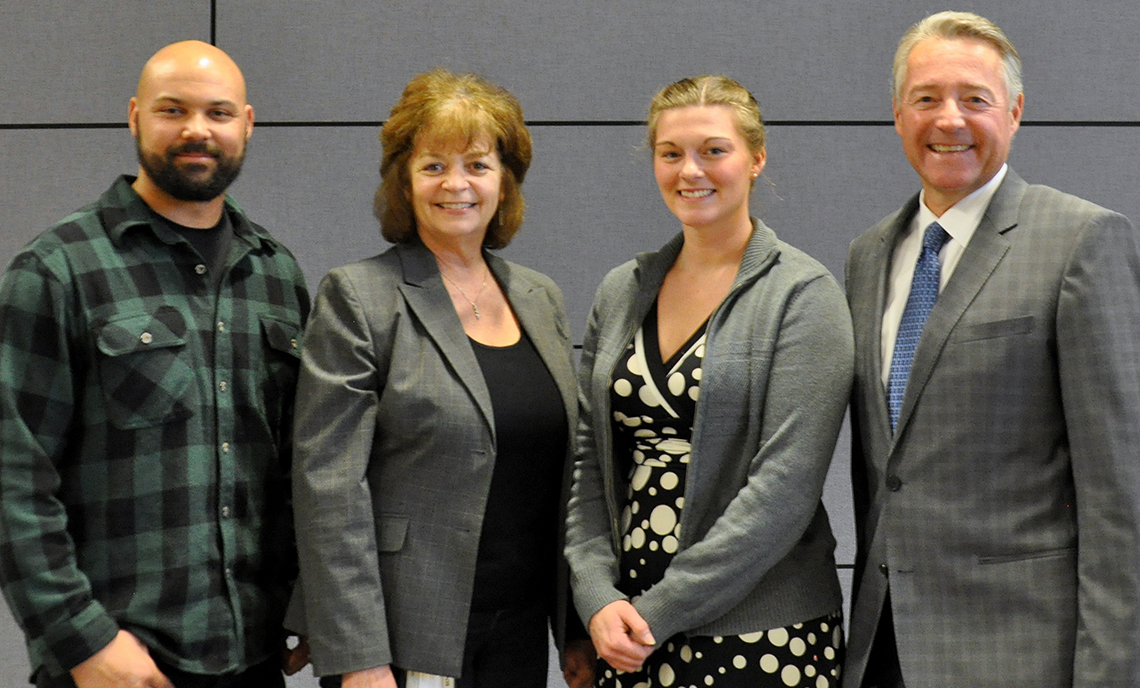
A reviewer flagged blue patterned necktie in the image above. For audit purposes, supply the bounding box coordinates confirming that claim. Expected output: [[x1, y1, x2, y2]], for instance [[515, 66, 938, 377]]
[[888, 221, 951, 431]]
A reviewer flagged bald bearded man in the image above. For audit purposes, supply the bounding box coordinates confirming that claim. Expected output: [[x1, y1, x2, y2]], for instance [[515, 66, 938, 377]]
[[0, 41, 310, 687]]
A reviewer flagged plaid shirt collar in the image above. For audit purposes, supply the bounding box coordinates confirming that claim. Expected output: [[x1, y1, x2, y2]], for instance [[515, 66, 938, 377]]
[[101, 175, 280, 253]]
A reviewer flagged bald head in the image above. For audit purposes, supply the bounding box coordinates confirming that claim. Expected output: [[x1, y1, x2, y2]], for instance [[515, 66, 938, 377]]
[[136, 40, 248, 106]]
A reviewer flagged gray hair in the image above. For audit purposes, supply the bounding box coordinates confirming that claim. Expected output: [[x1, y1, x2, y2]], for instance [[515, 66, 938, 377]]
[[893, 11, 1022, 108]]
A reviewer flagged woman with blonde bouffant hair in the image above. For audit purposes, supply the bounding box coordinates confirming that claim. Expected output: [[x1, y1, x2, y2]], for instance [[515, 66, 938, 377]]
[[566, 75, 852, 687], [289, 69, 593, 688]]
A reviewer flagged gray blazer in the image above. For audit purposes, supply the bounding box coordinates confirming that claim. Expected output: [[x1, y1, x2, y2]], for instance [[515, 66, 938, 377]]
[[845, 169, 1140, 687], [287, 241, 578, 678]]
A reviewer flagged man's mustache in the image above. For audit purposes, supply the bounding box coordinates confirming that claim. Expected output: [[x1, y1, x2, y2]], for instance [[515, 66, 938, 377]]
[[168, 142, 221, 158]]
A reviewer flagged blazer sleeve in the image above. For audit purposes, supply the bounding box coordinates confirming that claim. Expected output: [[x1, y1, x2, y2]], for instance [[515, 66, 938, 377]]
[[1055, 211, 1140, 686], [632, 273, 854, 641], [291, 268, 394, 675]]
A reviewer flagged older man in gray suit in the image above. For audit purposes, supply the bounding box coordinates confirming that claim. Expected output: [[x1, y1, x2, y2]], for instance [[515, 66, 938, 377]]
[[845, 11, 1140, 688]]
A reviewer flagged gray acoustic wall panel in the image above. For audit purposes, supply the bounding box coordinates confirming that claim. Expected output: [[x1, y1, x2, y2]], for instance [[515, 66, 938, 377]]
[[226, 126, 386, 287], [0, 130, 135, 263], [0, 4, 208, 124], [1007, 127, 1140, 218], [218, 1, 1140, 123]]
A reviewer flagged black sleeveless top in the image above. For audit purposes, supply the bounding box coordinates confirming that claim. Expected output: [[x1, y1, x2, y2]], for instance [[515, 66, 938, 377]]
[[468, 333, 567, 611]]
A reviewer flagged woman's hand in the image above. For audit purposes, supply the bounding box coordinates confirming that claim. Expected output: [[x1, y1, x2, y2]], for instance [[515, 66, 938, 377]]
[[562, 637, 597, 688], [587, 600, 656, 673], [342, 665, 398, 688]]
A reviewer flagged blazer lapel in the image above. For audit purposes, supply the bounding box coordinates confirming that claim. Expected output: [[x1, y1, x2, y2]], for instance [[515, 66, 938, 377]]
[[491, 254, 578, 432], [892, 172, 1025, 439], [396, 242, 496, 440]]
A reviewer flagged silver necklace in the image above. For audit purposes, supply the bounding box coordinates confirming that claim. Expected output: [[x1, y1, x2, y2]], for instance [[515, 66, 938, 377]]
[[441, 265, 489, 319]]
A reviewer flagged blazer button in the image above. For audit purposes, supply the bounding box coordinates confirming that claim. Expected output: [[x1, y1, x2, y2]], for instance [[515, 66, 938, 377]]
[[879, 563, 889, 577], [886, 475, 903, 491]]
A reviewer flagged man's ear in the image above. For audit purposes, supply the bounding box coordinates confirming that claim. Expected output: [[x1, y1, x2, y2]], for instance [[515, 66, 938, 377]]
[[244, 103, 255, 141], [128, 97, 140, 137]]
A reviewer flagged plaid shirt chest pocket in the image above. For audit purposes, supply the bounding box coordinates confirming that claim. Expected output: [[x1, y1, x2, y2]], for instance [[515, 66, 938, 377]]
[[257, 313, 303, 427], [95, 305, 194, 429]]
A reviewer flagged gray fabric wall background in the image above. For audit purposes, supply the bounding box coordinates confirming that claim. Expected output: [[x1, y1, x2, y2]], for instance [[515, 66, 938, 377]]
[[2, 1, 1138, 685]]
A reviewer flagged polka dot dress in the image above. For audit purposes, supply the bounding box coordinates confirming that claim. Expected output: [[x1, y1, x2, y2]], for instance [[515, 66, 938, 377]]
[[599, 310, 843, 688]]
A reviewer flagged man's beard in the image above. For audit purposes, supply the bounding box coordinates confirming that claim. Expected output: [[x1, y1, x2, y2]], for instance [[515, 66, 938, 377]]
[[136, 139, 245, 202]]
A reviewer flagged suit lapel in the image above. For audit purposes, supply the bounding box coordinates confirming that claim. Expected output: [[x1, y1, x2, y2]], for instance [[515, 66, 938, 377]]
[[856, 199, 918, 445], [396, 242, 496, 440], [891, 172, 1025, 439]]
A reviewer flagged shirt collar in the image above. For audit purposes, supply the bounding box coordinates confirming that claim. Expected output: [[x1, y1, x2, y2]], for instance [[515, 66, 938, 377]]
[[915, 164, 1007, 247]]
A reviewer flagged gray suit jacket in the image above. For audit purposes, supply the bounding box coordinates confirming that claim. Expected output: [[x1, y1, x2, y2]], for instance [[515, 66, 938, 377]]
[[287, 241, 578, 678], [845, 170, 1140, 687]]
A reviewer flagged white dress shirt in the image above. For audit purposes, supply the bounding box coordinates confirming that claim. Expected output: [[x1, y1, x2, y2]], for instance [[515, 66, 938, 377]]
[[880, 165, 1009, 388]]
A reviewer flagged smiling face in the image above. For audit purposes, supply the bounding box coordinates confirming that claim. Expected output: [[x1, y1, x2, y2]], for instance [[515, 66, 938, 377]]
[[409, 134, 504, 250], [653, 105, 766, 234], [894, 37, 1023, 216], [129, 41, 254, 203]]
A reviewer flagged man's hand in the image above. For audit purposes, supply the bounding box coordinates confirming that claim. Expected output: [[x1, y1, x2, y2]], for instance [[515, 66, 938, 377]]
[[70, 630, 173, 688], [342, 664, 398, 688], [588, 600, 656, 673], [282, 635, 311, 676], [562, 637, 596, 688]]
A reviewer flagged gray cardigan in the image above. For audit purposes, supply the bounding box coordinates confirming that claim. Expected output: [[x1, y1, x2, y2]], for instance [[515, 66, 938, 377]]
[[565, 219, 853, 642]]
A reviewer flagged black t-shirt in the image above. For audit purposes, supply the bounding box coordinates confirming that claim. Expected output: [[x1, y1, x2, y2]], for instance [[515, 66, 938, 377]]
[[468, 333, 568, 611], [165, 212, 234, 292]]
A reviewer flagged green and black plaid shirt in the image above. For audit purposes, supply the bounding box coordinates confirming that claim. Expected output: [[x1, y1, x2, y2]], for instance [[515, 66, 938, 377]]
[[0, 177, 310, 677]]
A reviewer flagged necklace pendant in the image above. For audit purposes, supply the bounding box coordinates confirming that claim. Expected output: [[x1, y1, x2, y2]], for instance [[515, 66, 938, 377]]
[[472, 304, 481, 319]]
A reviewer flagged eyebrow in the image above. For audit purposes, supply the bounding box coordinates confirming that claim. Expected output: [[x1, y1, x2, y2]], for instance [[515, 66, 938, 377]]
[[415, 147, 494, 158], [907, 81, 996, 94], [654, 136, 734, 148], [152, 95, 240, 109]]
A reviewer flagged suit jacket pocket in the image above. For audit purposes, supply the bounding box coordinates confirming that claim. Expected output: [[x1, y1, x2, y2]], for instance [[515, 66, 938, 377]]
[[977, 545, 1074, 565], [955, 315, 1035, 343], [376, 514, 410, 552]]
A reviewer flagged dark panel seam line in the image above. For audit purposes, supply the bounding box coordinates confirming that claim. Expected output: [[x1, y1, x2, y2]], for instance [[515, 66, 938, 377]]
[[250, 119, 1140, 128], [0, 123, 128, 130], [210, 0, 217, 45], [4, 120, 1138, 131]]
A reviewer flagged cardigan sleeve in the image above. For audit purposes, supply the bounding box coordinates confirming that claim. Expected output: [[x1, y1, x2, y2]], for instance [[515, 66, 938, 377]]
[[564, 275, 629, 628]]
